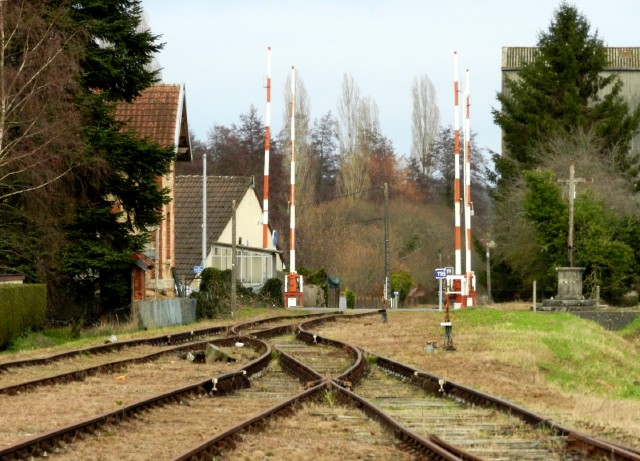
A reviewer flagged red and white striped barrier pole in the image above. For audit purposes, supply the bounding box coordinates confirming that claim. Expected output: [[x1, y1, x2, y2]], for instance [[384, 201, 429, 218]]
[[285, 66, 303, 307], [262, 47, 271, 249], [453, 52, 462, 309], [463, 69, 475, 307], [289, 65, 296, 274]]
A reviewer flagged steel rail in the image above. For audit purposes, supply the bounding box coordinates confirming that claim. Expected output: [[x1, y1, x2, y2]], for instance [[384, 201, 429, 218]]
[[275, 345, 324, 385], [0, 325, 229, 373], [173, 347, 466, 461], [229, 312, 338, 336], [294, 329, 366, 387], [0, 336, 246, 396], [173, 382, 327, 461], [0, 338, 271, 461], [330, 382, 466, 461], [372, 353, 640, 461], [0, 312, 334, 373]]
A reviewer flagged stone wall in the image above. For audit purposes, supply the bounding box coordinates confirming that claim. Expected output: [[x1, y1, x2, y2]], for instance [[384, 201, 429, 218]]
[[303, 284, 326, 307], [571, 311, 640, 330]]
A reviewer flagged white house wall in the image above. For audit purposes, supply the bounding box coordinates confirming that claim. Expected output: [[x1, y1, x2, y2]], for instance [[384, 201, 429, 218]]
[[218, 190, 280, 256]]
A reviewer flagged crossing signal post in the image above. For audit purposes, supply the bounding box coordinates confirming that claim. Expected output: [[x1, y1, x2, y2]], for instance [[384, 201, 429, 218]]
[[284, 273, 303, 307], [434, 267, 456, 350], [442, 270, 457, 351]]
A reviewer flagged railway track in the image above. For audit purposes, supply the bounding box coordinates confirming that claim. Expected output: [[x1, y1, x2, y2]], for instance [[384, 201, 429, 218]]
[[0, 324, 229, 372], [0, 312, 333, 395], [1, 311, 638, 460], [358, 357, 580, 460]]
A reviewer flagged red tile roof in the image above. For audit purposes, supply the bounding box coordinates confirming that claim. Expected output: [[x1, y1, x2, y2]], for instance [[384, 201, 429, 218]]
[[114, 83, 186, 151]]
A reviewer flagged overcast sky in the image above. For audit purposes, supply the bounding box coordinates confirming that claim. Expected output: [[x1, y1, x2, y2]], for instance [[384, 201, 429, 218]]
[[142, 0, 639, 159]]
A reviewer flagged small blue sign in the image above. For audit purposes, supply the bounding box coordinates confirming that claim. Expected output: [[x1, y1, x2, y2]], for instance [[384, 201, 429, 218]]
[[194, 265, 204, 274], [435, 268, 447, 279]]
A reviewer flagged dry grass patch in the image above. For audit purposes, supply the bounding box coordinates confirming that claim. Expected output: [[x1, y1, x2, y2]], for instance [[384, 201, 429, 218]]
[[0, 345, 257, 446], [320, 309, 640, 449], [228, 400, 415, 461]]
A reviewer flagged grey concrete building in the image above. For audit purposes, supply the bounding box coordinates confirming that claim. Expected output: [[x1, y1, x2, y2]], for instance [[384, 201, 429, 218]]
[[501, 47, 640, 157]]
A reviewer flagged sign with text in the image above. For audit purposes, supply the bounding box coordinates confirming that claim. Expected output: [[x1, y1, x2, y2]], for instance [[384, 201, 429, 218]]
[[434, 268, 447, 279]]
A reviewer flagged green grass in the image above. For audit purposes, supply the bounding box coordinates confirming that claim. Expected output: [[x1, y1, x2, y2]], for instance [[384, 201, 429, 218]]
[[448, 308, 640, 400], [4, 328, 74, 352], [1, 322, 144, 355], [619, 316, 640, 343], [0, 304, 296, 355], [5, 305, 640, 402]]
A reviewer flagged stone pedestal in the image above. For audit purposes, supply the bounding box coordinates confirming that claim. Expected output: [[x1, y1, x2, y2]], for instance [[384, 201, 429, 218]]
[[541, 267, 596, 310]]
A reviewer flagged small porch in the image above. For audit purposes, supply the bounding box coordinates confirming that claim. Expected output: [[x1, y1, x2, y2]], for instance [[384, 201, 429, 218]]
[[209, 243, 282, 292]]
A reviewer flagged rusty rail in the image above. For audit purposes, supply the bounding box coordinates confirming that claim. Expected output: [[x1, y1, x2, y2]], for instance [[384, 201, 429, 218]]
[[173, 344, 465, 461], [371, 353, 640, 461], [173, 383, 327, 461], [0, 325, 229, 373], [229, 311, 337, 335], [0, 336, 246, 395], [0, 337, 271, 460], [330, 382, 465, 461]]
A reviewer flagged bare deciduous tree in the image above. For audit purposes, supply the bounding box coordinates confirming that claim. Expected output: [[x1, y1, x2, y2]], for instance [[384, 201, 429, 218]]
[[336, 74, 378, 197], [280, 71, 316, 207], [0, 0, 83, 202], [410, 74, 440, 177]]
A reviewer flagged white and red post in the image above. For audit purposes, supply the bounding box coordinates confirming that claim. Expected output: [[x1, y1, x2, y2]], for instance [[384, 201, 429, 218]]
[[284, 66, 303, 307], [262, 47, 271, 249], [451, 52, 463, 309], [463, 69, 476, 307]]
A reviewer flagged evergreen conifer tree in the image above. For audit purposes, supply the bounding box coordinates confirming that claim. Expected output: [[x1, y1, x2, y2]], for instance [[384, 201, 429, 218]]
[[60, 0, 175, 315], [493, 3, 640, 184]]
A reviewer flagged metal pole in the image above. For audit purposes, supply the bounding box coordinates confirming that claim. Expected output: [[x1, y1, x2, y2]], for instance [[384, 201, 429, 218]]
[[262, 47, 271, 249], [453, 52, 462, 278], [452, 51, 462, 309], [289, 66, 296, 274], [231, 200, 237, 317], [202, 152, 207, 267], [463, 69, 473, 306], [384, 182, 390, 306]]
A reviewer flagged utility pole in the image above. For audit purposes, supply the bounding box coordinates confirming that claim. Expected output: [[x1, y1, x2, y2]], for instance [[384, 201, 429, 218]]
[[202, 152, 207, 268], [231, 200, 237, 317], [558, 160, 586, 267], [384, 182, 390, 305]]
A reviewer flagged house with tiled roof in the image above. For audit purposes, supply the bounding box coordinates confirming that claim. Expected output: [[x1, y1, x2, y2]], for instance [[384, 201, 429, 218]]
[[174, 175, 283, 292], [115, 83, 192, 298]]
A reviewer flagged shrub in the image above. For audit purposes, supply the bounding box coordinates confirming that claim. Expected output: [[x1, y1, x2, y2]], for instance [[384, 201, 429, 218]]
[[344, 289, 355, 309], [0, 284, 47, 349], [260, 278, 283, 306], [391, 271, 413, 304], [195, 268, 231, 319]]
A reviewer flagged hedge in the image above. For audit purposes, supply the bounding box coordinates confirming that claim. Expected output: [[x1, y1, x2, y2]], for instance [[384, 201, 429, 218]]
[[0, 284, 47, 349]]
